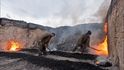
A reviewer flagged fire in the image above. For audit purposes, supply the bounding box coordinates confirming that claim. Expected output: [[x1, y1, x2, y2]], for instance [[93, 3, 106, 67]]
[[95, 21, 108, 56], [7, 40, 21, 51], [95, 36, 108, 56], [104, 22, 108, 33]]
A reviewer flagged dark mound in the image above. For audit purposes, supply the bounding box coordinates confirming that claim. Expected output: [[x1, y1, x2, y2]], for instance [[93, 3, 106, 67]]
[[0, 51, 105, 70]]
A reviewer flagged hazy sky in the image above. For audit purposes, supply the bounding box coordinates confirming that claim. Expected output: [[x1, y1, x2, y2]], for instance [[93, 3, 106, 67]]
[[0, 0, 111, 27]]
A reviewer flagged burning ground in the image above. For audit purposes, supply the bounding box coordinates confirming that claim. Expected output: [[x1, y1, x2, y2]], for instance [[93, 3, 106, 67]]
[[0, 18, 109, 70], [0, 49, 107, 70]]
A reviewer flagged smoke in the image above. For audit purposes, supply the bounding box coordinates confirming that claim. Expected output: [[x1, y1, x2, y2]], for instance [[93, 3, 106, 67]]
[[48, 23, 105, 51], [47, 0, 110, 50], [46, 0, 105, 26], [1, 0, 108, 27], [94, 0, 111, 22], [1, 0, 111, 53]]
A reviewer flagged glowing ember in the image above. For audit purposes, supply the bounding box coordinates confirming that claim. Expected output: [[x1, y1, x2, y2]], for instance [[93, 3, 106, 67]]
[[7, 40, 21, 51], [95, 61, 100, 64], [104, 22, 108, 33]]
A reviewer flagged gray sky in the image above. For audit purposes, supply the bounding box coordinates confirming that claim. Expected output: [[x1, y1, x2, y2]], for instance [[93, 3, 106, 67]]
[[0, 0, 111, 27]]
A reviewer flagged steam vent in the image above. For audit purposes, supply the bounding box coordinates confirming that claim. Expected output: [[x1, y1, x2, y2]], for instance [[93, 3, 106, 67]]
[[0, 0, 123, 70]]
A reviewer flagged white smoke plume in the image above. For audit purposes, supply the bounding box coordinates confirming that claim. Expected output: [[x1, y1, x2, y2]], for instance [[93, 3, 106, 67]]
[[0, 0, 110, 27]]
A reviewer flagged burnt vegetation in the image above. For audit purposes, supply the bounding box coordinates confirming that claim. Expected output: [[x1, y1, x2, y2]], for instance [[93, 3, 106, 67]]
[[0, 50, 105, 70]]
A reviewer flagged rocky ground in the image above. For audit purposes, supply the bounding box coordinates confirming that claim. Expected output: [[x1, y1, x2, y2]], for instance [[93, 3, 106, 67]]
[[0, 49, 109, 70]]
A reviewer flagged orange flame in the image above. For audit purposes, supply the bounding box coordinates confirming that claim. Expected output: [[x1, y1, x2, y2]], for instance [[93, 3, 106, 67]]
[[95, 21, 108, 56], [95, 36, 108, 56], [104, 22, 108, 33], [7, 40, 21, 51]]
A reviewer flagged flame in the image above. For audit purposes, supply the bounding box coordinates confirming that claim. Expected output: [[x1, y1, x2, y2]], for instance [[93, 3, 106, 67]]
[[95, 21, 108, 56], [7, 40, 21, 51], [104, 22, 108, 33], [95, 36, 108, 56]]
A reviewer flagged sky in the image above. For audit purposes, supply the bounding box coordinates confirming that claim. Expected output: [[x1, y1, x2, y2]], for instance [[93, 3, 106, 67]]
[[0, 0, 111, 27]]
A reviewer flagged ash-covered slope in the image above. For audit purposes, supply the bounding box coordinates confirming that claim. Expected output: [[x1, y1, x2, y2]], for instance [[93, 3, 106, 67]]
[[0, 50, 105, 70]]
